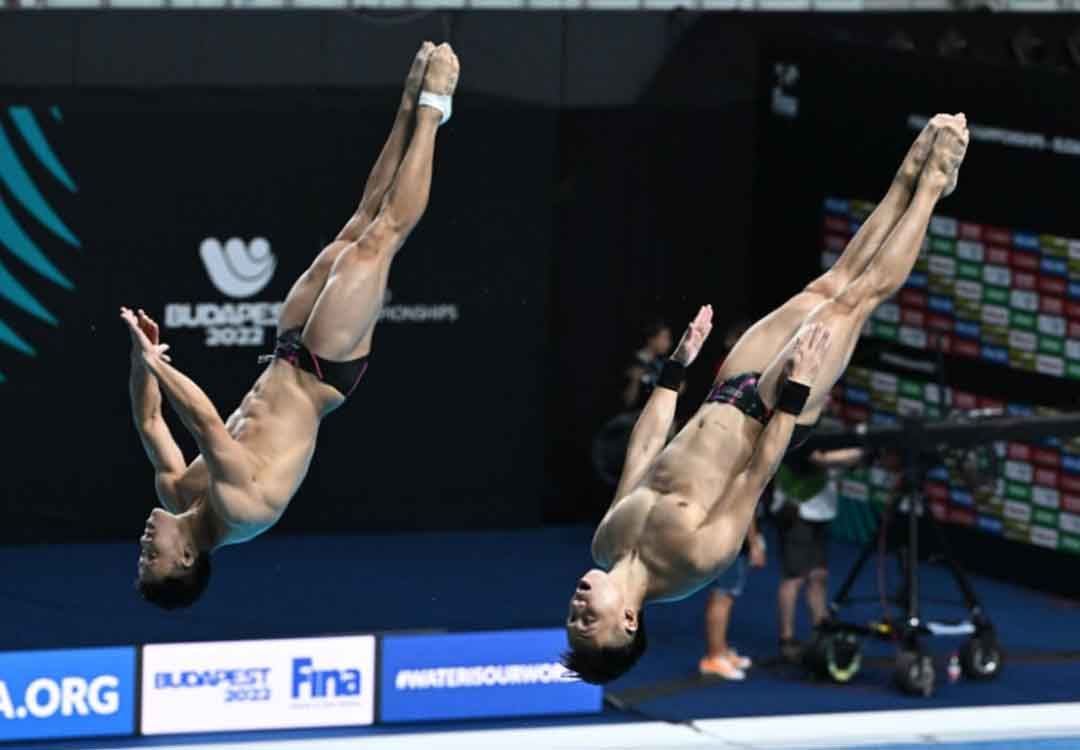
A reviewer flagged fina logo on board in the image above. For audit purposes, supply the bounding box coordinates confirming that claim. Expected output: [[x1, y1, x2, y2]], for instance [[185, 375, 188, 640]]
[[141, 637, 375, 735], [291, 656, 363, 703]]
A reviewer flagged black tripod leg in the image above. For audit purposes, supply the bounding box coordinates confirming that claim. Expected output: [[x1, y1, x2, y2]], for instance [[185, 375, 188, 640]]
[[830, 494, 893, 614], [926, 504, 985, 614], [899, 430, 924, 649], [830, 532, 878, 613], [906, 492, 920, 627]]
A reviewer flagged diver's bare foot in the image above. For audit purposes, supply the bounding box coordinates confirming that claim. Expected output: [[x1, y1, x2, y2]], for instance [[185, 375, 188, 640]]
[[921, 113, 969, 198], [421, 43, 460, 99], [403, 41, 436, 110], [896, 116, 943, 190]]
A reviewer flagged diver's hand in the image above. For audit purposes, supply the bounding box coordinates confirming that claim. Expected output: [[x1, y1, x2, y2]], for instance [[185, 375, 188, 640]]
[[671, 305, 714, 367], [121, 307, 171, 367], [788, 323, 831, 385]]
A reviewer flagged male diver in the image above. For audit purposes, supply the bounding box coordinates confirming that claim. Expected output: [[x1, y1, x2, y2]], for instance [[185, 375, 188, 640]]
[[123, 42, 460, 609], [564, 114, 970, 683]]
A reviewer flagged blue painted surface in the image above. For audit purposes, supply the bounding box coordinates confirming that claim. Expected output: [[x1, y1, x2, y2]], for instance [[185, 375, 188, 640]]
[[1, 525, 1077, 734], [380, 629, 601, 722], [0, 646, 136, 741]]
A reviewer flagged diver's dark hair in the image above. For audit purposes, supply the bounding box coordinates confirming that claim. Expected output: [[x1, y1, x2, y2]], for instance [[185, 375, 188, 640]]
[[561, 611, 647, 685], [136, 552, 211, 610]]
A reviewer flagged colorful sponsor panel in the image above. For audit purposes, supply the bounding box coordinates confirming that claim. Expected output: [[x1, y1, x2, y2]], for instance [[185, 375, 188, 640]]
[[0, 647, 136, 742], [832, 363, 1080, 555], [141, 636, 375, 735], [380, 629, 601, 723], [824, 198, 1080, 382]]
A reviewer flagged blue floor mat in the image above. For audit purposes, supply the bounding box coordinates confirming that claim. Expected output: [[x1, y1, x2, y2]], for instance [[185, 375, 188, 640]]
[[2, 524, 1077, 724]]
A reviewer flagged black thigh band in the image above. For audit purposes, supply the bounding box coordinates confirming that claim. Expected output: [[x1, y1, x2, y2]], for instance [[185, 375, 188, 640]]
[[657, 359, 686, 391], [776, 380, 811, 416]]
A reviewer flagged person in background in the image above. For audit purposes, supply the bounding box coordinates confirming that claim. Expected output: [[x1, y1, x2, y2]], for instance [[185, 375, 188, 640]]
[[699, 513, 766, 680], [594, 319, 676, 488], [622, 320, 674, 411], [771, 416, 864, 663]]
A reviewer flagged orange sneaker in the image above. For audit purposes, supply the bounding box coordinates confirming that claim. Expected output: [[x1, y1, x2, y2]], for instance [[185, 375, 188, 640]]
[[698, 655, 746, 681], [726, 648, 752, 670]]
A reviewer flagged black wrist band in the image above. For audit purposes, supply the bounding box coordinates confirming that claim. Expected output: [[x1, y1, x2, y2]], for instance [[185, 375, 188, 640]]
[[776, 379, 811, 415], [657, 359, 686, 391]]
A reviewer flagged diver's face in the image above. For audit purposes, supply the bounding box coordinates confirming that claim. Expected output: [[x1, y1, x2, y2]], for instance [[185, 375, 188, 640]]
[[565, 570, 632, 650], [137, 508, 188, 584]]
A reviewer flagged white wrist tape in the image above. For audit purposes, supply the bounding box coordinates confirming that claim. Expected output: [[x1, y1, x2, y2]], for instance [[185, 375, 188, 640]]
[[418, 91, 452, 125]]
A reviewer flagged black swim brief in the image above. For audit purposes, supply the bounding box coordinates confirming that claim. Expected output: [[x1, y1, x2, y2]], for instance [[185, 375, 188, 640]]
[[706, 372, 820, 453], [260, 327, 369, 398]]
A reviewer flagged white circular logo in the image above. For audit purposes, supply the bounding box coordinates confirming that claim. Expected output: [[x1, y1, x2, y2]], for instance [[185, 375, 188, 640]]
[[199, 237, 276, 299]]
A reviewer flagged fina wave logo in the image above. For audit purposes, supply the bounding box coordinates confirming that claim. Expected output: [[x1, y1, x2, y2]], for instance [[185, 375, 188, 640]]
[[0, 105, 80, 385], [199, 237, 276, 299]]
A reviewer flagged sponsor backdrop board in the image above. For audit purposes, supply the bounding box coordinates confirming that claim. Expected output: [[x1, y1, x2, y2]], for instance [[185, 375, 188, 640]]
[[824, 197, 1080, 382], [752, 39, 1080, 583], [0, 647, 136, 742], [0, 93, 553, 541], [822, 200, 1080, 557], [828, 364, 1080, 557], [380, 628, 601, 723], [141, 635, 376, 734]]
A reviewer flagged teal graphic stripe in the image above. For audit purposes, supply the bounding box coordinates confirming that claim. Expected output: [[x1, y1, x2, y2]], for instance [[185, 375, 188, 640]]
[[0, 123, 80, 248], [0, 256, 57, 325], [0, 316, 35, 356], [9, 107, 77, 193], [0, 195, 74, 289], [0, 104, 75, 378]]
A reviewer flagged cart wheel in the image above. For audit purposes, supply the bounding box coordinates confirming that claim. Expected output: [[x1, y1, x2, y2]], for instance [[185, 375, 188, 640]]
[[824, 631, 863, 683], [894, 649, 935, 697], [803, 631, 862, 684], [960, 635, 1004, 681]]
